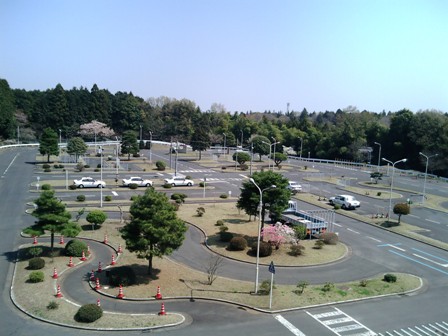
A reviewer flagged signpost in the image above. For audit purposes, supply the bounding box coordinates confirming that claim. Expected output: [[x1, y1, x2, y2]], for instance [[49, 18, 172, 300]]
[[268, 261, 275, 309]]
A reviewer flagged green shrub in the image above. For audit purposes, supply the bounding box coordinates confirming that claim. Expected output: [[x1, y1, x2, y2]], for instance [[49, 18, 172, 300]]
[[64, 239, 88, 257], [84, 165, 90, 168], [322, 282, 334, 292], [359, 279, 368, 287], [219, 194, 228, 199], [171, 193, 187, 203], [219, 231, 234, 242], [94, 168, 100, 172], [251, 241, 272, 257], [97, 164, 102, 169], [104, 195, 112, 201], [130, 195, 138, 201], [196, 207, 205, 217], [219, 225, 228, 233], [42, 164, 51, 169], [383, 273, 397, 283], [314, 239, 325, 249], [128, 183, 139, 189], [28, 271, 45, 283], [28, 257, 45, 270], [216, 220, 224, 226], [108, 266, 137, 287], [76, 195, 86, 202], [163, 183, 172, 189], [333, 204, 341, 210], [240, 164, 248, 171], [76, 304, 103, 323], [155, 161, 166, 171], [133, 153, 140, 158], [289, 244, 305, 256], [69, 184, 77, 190], [47, 301, 59, 310], [228, 236, 247, 251], [319, 232, 339, 245], [259, 279, 275, 295], [199, 181, 205, 187], [41, 184, 52, 190], [28, 247, 43, 258], [377, 191, 382, 196], [44, 168, 51, 173]]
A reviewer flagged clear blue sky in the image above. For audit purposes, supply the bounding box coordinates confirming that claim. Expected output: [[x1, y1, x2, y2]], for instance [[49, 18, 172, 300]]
[[1, 0, 447, 113]]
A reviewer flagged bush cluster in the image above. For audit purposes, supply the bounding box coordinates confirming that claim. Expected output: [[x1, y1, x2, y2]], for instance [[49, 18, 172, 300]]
[[42, 164, 51, 169], [163, 183, 172, 189], [130, 195, 138, 201], [314, 239, 325, 249], [108, 266, 137, 287], [156, 161, 166, 171], [28, 257, 45, 270], [171, 193, 187, 203], [128, 183, 139, 189], [383, 274, 397, 283], [219, 231, 234, 242], [68, 184, 77, 190], [53, 164, 64, 169], [289, 244, 305, 256], [215, 220, 224, 226], [219, 194, 228, 199], [104, 195, 112, 201], [64, 239, 88, 257], [75, 304, 103, 323], [47, 301, 59, 310], [76, 195, 86, 202], [28, 271, 44, 283], [43, 168, 51, 172], [319, 232, 339, 245], [251, 241, 272, 257], [228, 237, 247, 251], [41, 184, 52, 190]]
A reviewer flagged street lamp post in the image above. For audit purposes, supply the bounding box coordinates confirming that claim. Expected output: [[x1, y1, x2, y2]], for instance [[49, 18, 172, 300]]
[[249, 178, 276, 294], [100, 146, 103, 208], [382, 157, 407, 220], [262, 141, 272, 170], [374, 142, 381, 171], [249, 143, 254, 176], [419, 152, 438, 204], [298, 137, 303, 159], [59, 129, 62, 146], [139, 125, 142, 143], [149, 131, 153, 163], [223, 133, 227, 157], [240, 130, 244, 149], [272, 137, 278, 170]]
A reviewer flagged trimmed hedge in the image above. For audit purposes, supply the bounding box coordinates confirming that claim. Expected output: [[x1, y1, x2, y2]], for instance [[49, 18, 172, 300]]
[[28, 271, 44, 283], [76, 304, 103, 323], [64, 239, 88, 257], [28, 257, 45, 270], [319, 232, 339, 245], [228, 237, 248, 251], [251, 241, 272, 257], [108, 266, 137, 287]]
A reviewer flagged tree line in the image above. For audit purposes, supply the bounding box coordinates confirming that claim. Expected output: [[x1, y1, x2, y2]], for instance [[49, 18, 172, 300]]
[[1, 78, 446, 176]]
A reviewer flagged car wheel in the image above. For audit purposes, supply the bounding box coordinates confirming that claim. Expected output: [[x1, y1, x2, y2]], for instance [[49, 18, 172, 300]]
[[187, 182, 192, 186], [79, 185, 84, 188], [342, 204, 346, 209], [171, 183, 176, 187]]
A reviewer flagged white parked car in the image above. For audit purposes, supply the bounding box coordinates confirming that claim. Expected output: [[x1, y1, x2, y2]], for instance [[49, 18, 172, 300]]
[[164, 176, 194, 187], [329, 194, 360, 209], [287, 181, 302, 194], [122, 176, 153, 187], [73, 177, 106, 188]]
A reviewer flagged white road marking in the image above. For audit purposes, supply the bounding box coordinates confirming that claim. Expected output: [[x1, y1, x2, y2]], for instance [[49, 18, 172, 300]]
[[111, 191, 118, 196], [334, 223, 342, 227], [425, 219, 440, 224], [367, 236, 382, 242], [389, 245, 406, 252], [274, 315, 307, 336], [347, 228, 360, 234], [413, 254, 448, 267]]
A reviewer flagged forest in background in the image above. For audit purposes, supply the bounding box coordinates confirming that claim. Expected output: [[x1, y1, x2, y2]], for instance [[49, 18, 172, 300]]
[[0, 78, 447, 176]]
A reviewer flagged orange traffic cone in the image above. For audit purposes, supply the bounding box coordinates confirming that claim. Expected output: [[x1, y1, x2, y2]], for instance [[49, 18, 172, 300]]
[[97, 261, 102, 273], [59, 235, 65, 244], [55, 284, 63, 298], [103, 234, 108, 244], [110, 254, 116, 265], [32, 236, 38, 245], [95, 277, 101, 290], [97, 298, 101, 307], [87, 245, 91, 255], [80, 251, 87, 261], [52, 267, 58, 279], [158, 302, 166, 315], [90, 270, 95, 281], [155, 286, 162, 300], [118, 244, 123, 254], [68, 256, 74, 267], [116, 284, 124, 299]]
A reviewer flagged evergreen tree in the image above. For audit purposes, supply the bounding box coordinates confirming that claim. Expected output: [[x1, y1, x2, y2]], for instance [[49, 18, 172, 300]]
[[0, 79, 16, 140], [39, 128, 59, 162], [191, 126, 211, 160], [121, 130, 139, 160], [67, 137, 88, 162], [121, 189, 187, 275]]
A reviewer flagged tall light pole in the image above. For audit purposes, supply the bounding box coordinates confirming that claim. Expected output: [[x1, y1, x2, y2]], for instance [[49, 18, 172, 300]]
[[382, 157, 407, 220], [240, 130, 244, 149], [272, 137, 278, 170], [17, 126, 20, 144], [59, 129, 62, 146], [139, 125, 143, 143], [374, 142, 381, 171], [100, 146, 103, 208], [250, 178, 276, 294], [249, 142, 254, 176], [262, 141, 272, 170], [174, 140, 179, 176], [222, 133, 227, 157], [115, 136, 120, 185], [149, 131, 153, 163], [419, 152, 438, 204], [298, 137, 303, 159]]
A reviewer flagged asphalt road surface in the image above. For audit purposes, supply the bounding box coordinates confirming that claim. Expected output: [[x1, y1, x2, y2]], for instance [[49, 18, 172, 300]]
[[1, 147, 448, 336]]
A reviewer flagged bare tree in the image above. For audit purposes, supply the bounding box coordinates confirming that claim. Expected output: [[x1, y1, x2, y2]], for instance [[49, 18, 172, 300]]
[[205, 255, 224, 285]]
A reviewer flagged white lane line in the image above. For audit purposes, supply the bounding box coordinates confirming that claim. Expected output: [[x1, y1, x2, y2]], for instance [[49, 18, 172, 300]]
[[408, 214, 420, 219], [389, 245, 406, 252], [334, 223, 342, 227], [425, 219, 440, 224], [347, 228, 360, 234], [274, 315, 307, 336], [2, 153, 19, 177], [111, 191, 118, 196], [412, 254, 448, 267], [367, 236, 382, 242]]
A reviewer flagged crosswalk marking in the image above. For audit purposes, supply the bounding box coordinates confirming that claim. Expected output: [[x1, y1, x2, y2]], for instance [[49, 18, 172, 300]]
[[306, 307, 376, 336], [274, 315, 307, 336], [378, 321, 448, 335]]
